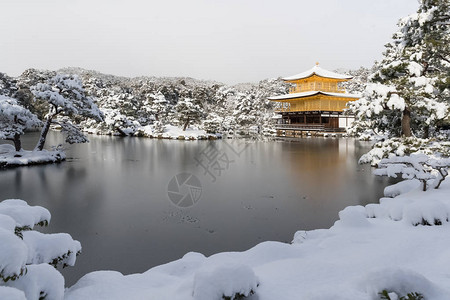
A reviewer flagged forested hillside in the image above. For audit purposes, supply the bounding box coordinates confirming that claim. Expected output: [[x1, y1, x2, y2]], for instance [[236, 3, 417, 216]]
[[1, 66, 371, 139]]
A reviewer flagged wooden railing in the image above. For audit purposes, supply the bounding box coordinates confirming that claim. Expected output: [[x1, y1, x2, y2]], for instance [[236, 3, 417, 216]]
[[289, 86, 346, 94], [275, 124, 325, 131], [275, 124, 346, 132]]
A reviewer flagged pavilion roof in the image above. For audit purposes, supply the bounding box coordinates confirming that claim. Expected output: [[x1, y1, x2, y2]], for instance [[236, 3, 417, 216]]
[[282, 65, 352, 81], [268, 90, 360, 101]]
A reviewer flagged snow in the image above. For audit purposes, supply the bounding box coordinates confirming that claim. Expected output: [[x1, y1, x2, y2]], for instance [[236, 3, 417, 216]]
[[282, 65, 353, 81], [0, 149, 66, 169], [5, 264, 65, 300], [386, 93, 405, 111], [139, 124, 210, 140], [268, 90, 360, 101], [192, 263, 258, 300], [0, 228, 27, 281], [0, 286, 26, 300], [384, 179, 420, 198], [0, 199, 50, 229], [22, 231, 81, 266], [0, 199, 80, 299], [0, 96, 41, 140]]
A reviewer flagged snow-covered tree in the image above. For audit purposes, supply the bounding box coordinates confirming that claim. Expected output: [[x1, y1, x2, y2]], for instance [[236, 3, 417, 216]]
[[174, 97, 204, 131], [0, 73, 17, 98], [203, 112, 223, 134], [147, 92, 169, 123], [340, 66, 373, 94], [348, 0, 450, 138], [0, 96, 41, 151], [31, 74, 103, 150]]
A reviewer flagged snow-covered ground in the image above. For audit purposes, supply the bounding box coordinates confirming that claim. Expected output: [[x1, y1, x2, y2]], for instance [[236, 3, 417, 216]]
[[0, 144, 65, 169], [62, 179, 450, 300]]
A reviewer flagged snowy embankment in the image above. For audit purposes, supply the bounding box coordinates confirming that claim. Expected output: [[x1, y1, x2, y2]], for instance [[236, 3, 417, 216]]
[[85, 124, 219, 140], [64, 179, 450, 300], [138, 125, 218, 140], [0, 144, 65, 169]]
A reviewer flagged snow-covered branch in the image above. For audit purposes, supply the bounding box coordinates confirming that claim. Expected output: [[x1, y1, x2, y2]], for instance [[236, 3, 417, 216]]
[[373, 154, 450, 191]]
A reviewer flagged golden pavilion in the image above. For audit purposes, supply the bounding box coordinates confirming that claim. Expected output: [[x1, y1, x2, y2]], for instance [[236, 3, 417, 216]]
[[268, 63, 359, 135]]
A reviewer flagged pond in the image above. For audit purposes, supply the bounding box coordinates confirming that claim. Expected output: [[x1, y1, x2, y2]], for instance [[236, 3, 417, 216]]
[[0, 132, 394, 286]]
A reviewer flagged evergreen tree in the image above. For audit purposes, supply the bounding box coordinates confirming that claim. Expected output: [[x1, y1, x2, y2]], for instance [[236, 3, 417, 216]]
[[0, 97, 41, 151], [349, 0, 449, 138], [31, 74, 103, 150], [174, 97, 204, 131]]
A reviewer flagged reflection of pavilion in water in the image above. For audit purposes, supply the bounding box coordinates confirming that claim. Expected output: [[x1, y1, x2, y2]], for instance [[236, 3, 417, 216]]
[[280, 139, 358, 210]]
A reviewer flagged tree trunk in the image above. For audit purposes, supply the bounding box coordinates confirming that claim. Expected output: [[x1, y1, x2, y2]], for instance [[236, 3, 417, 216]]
[[116, 127, 129, 136], [423, 126, 429, 139], [401, 107, 412, 137], [183, 116, 190, 131], [35, 117, 52, 151], [6, 133, 22, 152], [13, 133, 22, 151]]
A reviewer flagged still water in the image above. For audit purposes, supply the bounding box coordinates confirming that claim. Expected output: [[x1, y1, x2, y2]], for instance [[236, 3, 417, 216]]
[[0, 132, 393, 286]]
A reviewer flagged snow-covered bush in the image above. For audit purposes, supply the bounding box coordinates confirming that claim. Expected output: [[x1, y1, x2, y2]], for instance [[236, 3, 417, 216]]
[[193, 263, 259, 300], [359, 138, 450, 166], [0, 199, 81, 299]]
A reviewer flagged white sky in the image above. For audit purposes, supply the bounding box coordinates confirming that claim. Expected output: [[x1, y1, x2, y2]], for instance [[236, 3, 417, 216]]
[[1, 0, 419, 84]]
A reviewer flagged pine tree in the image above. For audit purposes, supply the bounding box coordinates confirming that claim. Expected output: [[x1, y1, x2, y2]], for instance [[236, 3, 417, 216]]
[[0, 96, 41, 151], [349, 0, 450, 138], [174, 98, 204, 131], [31, 74, 103, 150]]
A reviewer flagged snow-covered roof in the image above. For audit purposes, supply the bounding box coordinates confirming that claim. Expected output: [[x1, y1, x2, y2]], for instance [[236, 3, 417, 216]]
[[282, 65, 352, 81], [268, 91, 360, 101]]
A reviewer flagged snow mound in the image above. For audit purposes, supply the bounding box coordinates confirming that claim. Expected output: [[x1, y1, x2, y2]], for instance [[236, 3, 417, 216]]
[[335, 205, 371, 228], [384, 179, 421, 197], [193, 263, 258, 300], [366, 180, 450, 225]]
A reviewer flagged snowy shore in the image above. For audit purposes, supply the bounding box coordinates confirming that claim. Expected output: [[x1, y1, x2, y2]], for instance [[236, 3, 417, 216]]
[[2, 177, 449, 299], [0, 144, 65, 169]]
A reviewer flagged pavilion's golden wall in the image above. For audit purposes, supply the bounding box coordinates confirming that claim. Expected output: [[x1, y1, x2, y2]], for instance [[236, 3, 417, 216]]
[[277, 95, 355, 112], [287, 75, 346, 94]]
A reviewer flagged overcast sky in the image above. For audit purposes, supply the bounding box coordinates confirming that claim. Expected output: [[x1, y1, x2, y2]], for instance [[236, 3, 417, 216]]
[[1, 0, 419, 84]]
